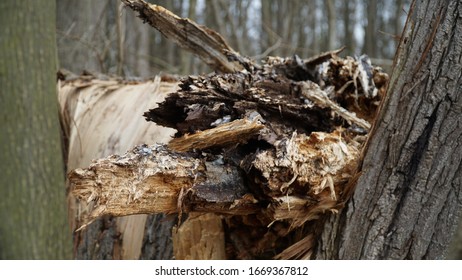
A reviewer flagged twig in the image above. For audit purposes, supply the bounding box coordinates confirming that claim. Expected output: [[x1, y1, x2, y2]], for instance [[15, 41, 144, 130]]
[[299, 81, 371, 130]]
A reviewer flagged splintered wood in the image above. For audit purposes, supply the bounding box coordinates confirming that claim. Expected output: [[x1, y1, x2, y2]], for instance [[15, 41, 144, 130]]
[[69, 52, 388, 257], [120, 0, 242, 73], [69, 0, 389, 259], [70, 145, 205, 226]]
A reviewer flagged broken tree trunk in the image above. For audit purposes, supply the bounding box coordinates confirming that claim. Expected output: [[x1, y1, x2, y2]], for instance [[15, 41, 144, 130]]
[[59, 74, 178, 259], [69, 56, 388, 259], [68, 0, 389, 259]]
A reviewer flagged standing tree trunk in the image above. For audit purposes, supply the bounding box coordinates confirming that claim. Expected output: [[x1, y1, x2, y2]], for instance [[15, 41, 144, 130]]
[[180, 0, 197, 75], [260, 0, 272, 55], [342, 0, 355, 55], [0, 0, 72, 259], [315, 0, 462, 259], [363, 0, 377, 57], [326, 0, 337, 51], [57, 0, 109, 73]]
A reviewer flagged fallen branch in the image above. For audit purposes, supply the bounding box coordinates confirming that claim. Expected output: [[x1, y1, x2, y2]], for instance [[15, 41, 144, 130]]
[[70, 127, 361, 230], [121, 0, 243, 73], [70, 144, 259, 229]]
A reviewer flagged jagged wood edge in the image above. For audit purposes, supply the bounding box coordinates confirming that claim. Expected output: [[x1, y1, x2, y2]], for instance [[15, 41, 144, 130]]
[[121, 0, 244, 73]]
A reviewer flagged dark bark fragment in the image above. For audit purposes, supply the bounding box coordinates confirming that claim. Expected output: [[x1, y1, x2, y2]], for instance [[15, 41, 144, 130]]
[[140, 214, 175, 259]]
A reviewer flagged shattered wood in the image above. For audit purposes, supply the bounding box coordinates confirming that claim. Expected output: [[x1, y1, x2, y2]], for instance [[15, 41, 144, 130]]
[[69, 50, 388, 257], [120, 0, 242, 73], [70, 144, 260, 230], [69, 0, 389, 259]]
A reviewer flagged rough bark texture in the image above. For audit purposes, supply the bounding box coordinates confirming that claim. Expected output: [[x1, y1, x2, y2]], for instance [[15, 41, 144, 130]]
[[0, 0, 72, 259], [140, 213, 175, 259], [315, 0, 462, 259]]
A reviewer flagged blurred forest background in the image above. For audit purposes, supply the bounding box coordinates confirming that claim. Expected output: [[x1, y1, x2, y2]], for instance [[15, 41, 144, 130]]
[[57, 0, 410, 77]]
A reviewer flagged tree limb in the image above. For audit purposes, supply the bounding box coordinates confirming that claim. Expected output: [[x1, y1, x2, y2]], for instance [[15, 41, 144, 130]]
[[70, 144, 260, 230], [121, 0, 243, 73]]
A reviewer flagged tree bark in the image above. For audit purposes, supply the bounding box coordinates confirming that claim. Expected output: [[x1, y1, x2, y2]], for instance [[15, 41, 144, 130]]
[[0, 0, 72, 259], [315, 0, 462, 259]]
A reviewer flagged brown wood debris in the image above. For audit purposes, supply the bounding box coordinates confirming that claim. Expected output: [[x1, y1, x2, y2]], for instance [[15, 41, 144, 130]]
[[69, 51, 388, 256], [69, 1, 389, 259]]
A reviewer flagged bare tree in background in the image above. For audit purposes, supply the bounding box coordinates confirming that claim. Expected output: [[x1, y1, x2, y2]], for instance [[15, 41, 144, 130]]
[[326, 0, 337, 51], [57, 0, 410, 76]]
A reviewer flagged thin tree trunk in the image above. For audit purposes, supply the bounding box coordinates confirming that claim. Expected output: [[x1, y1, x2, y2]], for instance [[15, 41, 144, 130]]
[[363, 0, 377, 57], [343, 0, 355, 55], [311, 0, 320, 53], [124, 7, 152, 77], [260, 0, 272, 54], [395, 0, 404, 38], [180, 0, 196, 75], [0, 0, 72, 259], [326, 0, 337, 51], [57, 0, 109, 73], [296, 1, 307, 56], [315, 0, 462, 259]]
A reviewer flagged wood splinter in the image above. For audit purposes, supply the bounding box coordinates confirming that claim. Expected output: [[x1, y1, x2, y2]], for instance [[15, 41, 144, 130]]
[[69, 144, 260, 230]]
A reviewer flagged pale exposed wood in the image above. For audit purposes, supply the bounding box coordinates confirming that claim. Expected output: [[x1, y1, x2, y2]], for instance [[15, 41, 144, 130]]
[[169, 118, 264, 152], [117, 215, 148, 259], [59, 75, 177, 171], [59, 75, 179, 259], [69, 143, 264, 229], [173, 213, 226, 259], [298, 81, 371, 130], [70, 144, 206, 228], [275, 234, 314, 260]]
